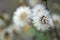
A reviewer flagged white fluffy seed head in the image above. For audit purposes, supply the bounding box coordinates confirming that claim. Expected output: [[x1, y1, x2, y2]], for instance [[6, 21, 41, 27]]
[[13, 6, 32, 27], [32, 4, 54, 31]]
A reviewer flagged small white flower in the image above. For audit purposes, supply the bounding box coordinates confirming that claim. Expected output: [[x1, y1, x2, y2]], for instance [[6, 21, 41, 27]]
[[32, 4, 54, 31], [8, 24, 21, 34], [1, 28, 13, 40], [13, 6, 32, 27], [2, 13, 10, 21], [0, 19, 6, 26], [0, 19, 6, 32], [52, 14, 60, 24], [26, 0, 40, 7], [52, 14, 60, 27]]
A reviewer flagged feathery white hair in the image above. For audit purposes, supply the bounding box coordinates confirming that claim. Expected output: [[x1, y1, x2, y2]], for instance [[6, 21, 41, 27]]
[[32, 4, 54, 31]]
